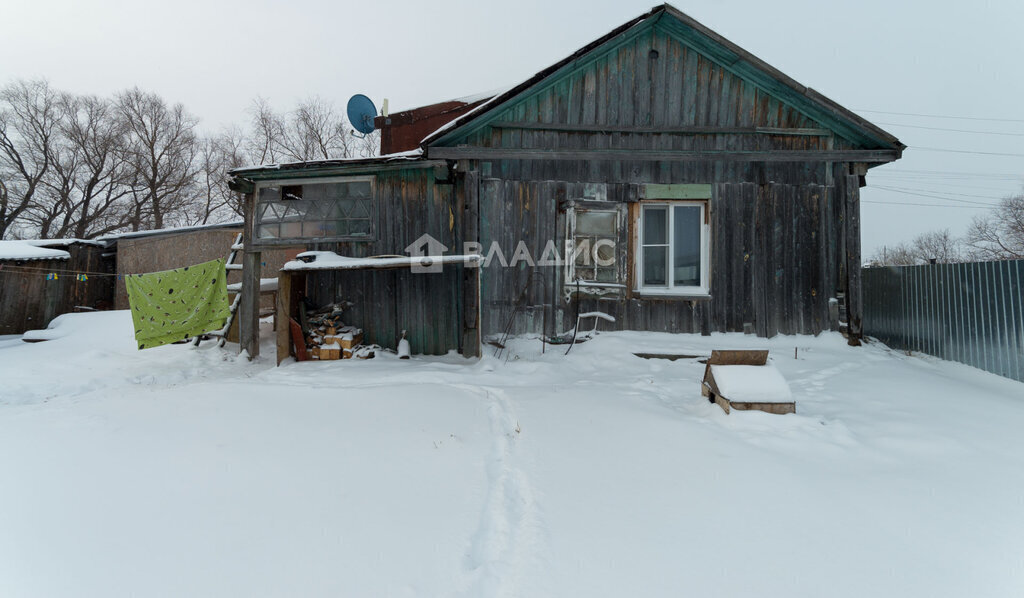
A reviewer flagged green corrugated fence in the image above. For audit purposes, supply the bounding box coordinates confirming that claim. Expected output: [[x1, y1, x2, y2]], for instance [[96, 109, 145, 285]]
[[863, 260, 1024, 382]]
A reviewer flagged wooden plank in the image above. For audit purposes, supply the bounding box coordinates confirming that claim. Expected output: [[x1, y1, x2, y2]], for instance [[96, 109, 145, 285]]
[[640, 183, 712, 199], [428, 146, 900, 163], [462, 170, 481, 357], [276, 272, 292, 365], [844, 171, 863, 342], [239, 191, 260, 360]]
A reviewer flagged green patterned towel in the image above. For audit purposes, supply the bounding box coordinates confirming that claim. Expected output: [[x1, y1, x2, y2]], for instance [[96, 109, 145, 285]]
[[125, 259, 231, 350]]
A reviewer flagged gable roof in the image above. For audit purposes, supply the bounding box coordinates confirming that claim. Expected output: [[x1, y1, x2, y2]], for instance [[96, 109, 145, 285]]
[[422, 3, 903, 154]]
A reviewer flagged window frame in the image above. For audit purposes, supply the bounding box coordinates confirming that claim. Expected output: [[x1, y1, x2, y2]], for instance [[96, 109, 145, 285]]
[[565, 206, 623, 287], [634, 199, 711, 298], [252, 175, 376, 247]]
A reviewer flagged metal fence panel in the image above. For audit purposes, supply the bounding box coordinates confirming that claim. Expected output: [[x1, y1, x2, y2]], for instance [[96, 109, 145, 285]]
[[863, 260, 1024, 382]]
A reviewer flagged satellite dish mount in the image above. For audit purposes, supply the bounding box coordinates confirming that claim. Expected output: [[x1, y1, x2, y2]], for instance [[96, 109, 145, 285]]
[[347, 94, 378, 139]]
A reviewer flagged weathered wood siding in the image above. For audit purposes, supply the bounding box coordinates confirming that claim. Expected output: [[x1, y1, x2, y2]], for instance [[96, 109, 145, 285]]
[[0, 244, 115, 335], [477, 177, 854, 339], [305, 166, 466, 355], [456, 25, 857, 187], [457, 23, 866, 340]]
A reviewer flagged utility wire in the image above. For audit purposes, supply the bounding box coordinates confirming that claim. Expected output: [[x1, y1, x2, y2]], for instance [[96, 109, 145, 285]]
[[876, 168, 1023, 177], [909, 146, 1024, 158], [876, 121, 1024, 137], [862, 200, 987, 210], [869, 186, 1000, 207], [868, 177, 1016, 192], [857, 109, 1024, 124], [871, 185, 1007, 201]]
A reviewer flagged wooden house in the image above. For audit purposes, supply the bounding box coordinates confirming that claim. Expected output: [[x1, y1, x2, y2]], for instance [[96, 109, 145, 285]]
[[0, 239, 114, 335], [228, 4, 903, 361]]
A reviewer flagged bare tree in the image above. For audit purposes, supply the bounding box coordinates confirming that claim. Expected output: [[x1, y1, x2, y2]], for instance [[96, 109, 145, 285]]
[[117, 88, 199, 230], [0, 79, 65, 239], [870, 229, 964, 266], [912, 229, 963, 263], [245, 96, 378, 164], [246, 97, 286, 165], [185, 131, 247, 225], [281, 96, 352, 161], [870, 242, 918, 266], [963, 192, 1024, 261], [29, 94, 134, 238]]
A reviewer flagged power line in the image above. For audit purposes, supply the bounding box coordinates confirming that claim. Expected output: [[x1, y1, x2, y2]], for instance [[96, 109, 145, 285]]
[[909, 146, 1024, 158], [862, 200, 987, 209], [876, 121, 1024, 137], [873, 168, 1023, 178], [872, 185, 1006, 201], [870, 186, 1000, 207], [857, 109, 1024, 124], [868, 177, 1017, 192]]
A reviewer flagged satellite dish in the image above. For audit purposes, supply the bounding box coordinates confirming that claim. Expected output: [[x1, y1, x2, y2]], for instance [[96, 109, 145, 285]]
[[347, 94, 378, 135]]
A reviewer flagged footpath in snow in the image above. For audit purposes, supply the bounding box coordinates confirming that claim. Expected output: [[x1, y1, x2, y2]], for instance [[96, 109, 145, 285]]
[[1, 311, 1023, 597]]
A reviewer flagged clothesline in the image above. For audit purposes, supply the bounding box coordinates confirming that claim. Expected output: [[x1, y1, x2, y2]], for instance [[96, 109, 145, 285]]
[[0, 264, 120, 277]]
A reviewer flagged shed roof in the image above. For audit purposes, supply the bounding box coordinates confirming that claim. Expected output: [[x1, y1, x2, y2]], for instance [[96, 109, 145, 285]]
[[0, 240, 72, 261], [229, 149, 430, 181], [422, 3, 903, 153]]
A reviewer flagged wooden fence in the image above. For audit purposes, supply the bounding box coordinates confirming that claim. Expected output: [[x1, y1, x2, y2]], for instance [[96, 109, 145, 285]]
[[863, 260, 1024, 382]]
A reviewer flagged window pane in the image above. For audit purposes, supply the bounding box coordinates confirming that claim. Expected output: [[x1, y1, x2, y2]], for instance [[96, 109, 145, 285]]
[[576, 211, 616, 236], [575, 267, 596, 282], [673, 205, 702, 287], [643, 246, 667, 285], [349, 219, 371, 236], [643, 207, 667, 245], [348, 181, 372, 198], [594, 239, 615, 267], [280, 221, 303, 238], [257, 224, 278, 239], [258, 186, 281, 202], [257, 180, 372, 241]]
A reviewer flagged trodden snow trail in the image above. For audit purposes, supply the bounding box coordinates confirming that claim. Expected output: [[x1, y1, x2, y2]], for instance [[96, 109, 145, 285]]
[[453, 384, 547, 598]]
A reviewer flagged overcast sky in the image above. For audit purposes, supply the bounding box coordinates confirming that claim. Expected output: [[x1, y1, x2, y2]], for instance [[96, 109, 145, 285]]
[[3, 0, 1023, 255]]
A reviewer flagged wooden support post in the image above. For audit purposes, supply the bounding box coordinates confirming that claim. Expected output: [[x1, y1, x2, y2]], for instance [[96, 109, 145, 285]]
[[276, 272, 292, 365], [239, 191, 261, 359], [844, 167, 863, 344], [461, 166, 481, 358], [275, 271, 306, 365]]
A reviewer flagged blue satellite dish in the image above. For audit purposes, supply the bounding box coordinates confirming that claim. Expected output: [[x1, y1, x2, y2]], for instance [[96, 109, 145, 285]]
[[347, 94, 378, 135]]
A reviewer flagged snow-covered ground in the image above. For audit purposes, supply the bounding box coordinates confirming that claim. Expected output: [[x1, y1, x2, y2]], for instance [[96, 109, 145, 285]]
[[1, 311, 1023, 597]]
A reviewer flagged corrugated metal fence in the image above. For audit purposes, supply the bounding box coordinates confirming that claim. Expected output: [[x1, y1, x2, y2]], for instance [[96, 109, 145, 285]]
[[863, 260, 1024, 382]]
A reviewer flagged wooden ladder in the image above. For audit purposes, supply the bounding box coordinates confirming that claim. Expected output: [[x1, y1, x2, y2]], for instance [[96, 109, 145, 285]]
[[194, 232, 244, 347]]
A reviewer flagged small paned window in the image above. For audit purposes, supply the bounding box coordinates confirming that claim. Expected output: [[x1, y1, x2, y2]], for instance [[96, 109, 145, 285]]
[[255, 178, 373, 242], [568, 209, 620, 284]]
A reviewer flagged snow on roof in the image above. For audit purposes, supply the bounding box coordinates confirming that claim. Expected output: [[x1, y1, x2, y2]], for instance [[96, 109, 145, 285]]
[[449, 87, 508, 105], [99, 221, 244, 241], [387, 87, 507, 114], [419, 93, 509, 145], [282, 250, 483, 271], [27, 238, 108, 248], [709, 364, 793, 403], [0, 240, 71, 261], [230, 149, 425, 176]]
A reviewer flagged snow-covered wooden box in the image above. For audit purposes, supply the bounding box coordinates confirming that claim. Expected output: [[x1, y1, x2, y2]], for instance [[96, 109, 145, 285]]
[[701, 350, 795, 415]]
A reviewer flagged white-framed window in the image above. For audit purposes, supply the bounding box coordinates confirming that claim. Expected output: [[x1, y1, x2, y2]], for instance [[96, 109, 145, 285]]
[[636, 201, 710, 296], [566, 207, 621, 285], [254, 175, 374, 244]]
